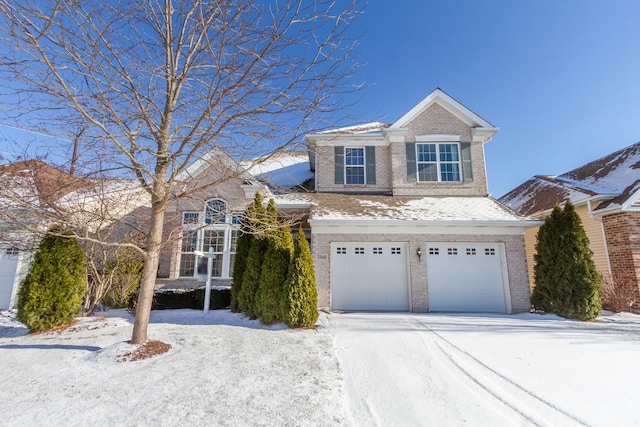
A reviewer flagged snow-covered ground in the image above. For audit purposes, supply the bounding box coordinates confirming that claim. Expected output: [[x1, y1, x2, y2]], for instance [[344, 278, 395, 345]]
[[1, 309, 639, 426]]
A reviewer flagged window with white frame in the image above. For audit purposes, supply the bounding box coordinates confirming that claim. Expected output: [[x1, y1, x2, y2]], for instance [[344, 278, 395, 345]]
[[416, 143, 461, 182], [178, 198, 239, 279], [205, 199, 227, 224], [344, 147, 365, 184]]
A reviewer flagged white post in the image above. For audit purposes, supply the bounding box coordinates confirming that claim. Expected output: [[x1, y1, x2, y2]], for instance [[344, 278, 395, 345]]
[[204, 247, 214, 313]]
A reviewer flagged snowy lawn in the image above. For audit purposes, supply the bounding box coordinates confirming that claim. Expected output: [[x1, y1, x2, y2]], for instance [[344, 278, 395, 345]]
[[1, 309, 639, 426]]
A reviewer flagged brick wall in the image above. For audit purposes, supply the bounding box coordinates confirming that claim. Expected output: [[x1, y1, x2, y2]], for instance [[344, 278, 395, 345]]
[[602, 212, 640, 305], [392, 103, 489, 197], [311, 231, 531, 313], [314, 144, 393, 193]]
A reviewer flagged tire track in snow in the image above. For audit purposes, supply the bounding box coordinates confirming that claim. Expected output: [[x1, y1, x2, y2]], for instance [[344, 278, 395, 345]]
[[410, 317, 590, 427]]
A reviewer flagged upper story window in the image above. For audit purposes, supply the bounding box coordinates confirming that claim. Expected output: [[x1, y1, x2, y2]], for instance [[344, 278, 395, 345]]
[[205, 199, 227, 224], [182, 212, 200, 225], [344, 148, 365, 185], [416, 143, 460, 182], [334, 146, 376, 186]]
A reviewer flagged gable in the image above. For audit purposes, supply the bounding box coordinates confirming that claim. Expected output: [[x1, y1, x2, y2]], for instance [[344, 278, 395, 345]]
[[390, 88, 498, 144], [403, 103, 473, 141]]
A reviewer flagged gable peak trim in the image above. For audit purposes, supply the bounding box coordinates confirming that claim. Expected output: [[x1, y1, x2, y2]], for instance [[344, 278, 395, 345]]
[[390, 88, 496, 132]]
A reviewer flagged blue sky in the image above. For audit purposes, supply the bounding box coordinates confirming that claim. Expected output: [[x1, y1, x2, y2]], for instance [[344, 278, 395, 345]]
[[1, 1, 639, 198], [346, 0, 640, 197]]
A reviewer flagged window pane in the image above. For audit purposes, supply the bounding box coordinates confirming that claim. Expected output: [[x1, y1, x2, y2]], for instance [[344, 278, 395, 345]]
[[231, 212, 243, 225], [179, 254, 195, 277], [205, 199, 227, 224], [229, 230, 238, 252], [181, 233, 198, 252], [182, 212, 200, 225], [345, 166, 365, 184], [344, 148, 364, 166], [229, 254, 236, 276], [440, 163, 460, 181], [439, 144, 459, 162], [417, 144, 436, 162], [211, 257, 223, 277], [418, 163, 438, 181], [203, 230, 225, 252]]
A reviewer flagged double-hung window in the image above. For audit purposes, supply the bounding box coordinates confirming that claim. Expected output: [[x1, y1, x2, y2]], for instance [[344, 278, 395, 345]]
[[416, 143, 461, 182], [344, 147, 365, 185]]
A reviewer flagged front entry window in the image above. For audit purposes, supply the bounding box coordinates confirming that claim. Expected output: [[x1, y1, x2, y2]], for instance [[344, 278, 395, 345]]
[[178, 199, 240, 279]]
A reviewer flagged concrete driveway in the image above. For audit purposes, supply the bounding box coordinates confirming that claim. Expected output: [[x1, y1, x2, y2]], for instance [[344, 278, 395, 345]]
[[326, 311, 636, 427]]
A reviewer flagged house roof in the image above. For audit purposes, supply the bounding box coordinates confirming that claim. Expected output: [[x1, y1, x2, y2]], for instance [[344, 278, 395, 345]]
[[315, 122, 390, 136], [307, 193, 536, 225], [306, 89, 499, 145], [499, 141, 640, 215], [390, 88, 499, 143], [241, 151, 314, 192], [0, 159, 88, 208]]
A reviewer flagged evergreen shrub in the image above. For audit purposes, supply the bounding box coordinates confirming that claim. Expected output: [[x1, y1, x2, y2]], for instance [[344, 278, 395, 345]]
[[532, 202, 602, 320], [283, 228, 318, 328], [17, 229, 87, 331]]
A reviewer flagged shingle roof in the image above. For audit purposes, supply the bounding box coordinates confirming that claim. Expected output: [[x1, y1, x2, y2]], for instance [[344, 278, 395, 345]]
[[500, 141, 640, 215], [308, 193, 535, 224]]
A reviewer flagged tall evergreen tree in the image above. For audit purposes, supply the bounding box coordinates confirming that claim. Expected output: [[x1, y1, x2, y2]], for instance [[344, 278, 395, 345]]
[[532, 202, 602, 320], [256, 217, 294, 324], [283, 228, 318, 328], [236, 195, 270, 318], [17, 228, 87, 331], [230, 192, 263, 312]]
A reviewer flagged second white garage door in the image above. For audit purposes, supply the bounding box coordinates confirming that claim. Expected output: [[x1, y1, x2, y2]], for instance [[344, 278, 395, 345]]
[[427, 242, 510, 313], [331, 242, 409, 311]]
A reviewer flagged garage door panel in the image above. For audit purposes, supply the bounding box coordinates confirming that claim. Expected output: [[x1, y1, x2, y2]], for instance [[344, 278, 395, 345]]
[[427, 243, 508, 313], [332, 243, 409, 311], [0, 248, 20, 309]]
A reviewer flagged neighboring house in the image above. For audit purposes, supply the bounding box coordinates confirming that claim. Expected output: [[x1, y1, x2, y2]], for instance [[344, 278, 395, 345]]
[[163, 88, 540, 313], [0, 160, 149, 310], [0, 160, 87, 310], [499, 141, 640, 306]]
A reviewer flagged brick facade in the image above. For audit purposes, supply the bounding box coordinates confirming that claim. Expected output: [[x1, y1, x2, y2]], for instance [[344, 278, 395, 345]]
[[314, 144, 393, 193], [311, 232, 531, 313], [313, 103, 489, 197], [392, 104, 489, 197], [602, 212, 640, 305]]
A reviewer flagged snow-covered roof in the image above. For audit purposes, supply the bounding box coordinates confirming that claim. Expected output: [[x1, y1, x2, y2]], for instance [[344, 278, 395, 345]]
[[241, 152, 314, 190], [500, 141, 640, 215], [308, 194, 537, 225], [314, 121, 389, 135]]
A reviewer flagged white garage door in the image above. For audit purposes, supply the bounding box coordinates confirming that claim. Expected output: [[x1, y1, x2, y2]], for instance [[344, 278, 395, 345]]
[[0, 247, 21, 310], [427, 242, 509, 313], [332, 242, 409, 311]]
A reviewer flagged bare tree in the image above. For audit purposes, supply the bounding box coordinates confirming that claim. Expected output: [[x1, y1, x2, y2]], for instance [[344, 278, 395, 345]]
[[0, 0, 362, 343]]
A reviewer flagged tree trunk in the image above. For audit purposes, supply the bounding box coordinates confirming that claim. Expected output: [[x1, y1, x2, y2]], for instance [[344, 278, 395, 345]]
[[130, 202, 165, 344]]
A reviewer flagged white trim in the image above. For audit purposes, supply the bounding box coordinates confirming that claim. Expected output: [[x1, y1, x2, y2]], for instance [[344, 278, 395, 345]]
[[344, 147, 366, 185], [309, 135, 389, 147], [622, 187, 640, 210], [391, 88, 496, 130], [415, 134, 461, 142], [415, 142, 462, 182], [309, 220, 541, 236]]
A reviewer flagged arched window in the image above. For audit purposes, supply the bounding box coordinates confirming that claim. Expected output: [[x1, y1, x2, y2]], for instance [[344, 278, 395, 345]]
[[204, 199, 227, 224]]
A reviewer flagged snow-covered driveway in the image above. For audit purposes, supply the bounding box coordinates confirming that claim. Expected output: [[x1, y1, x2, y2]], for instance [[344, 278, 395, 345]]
[[328, 312, 640, 427]]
